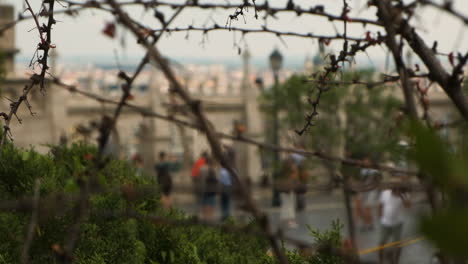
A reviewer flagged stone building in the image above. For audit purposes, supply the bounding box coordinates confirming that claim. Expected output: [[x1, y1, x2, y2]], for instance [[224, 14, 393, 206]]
[[0, 4, 265, 184], [1, 3, 464, 185]]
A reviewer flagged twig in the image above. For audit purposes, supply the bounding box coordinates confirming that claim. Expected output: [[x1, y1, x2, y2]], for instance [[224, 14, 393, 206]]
[[20, 178, 41, 264], [105, 1, 289, 262], [149, 25, 371, 42], [0, 0, 56, 150], [296, 35, 386, 135], [57, 4, 189, 262], [62, 0, 382, 27], [393, 2, 468, 121], [62, 179, 90, 263], [375, 0, 418, 118], [24, 0, 46, 44], [53, 77, 417, 176], [97, 1, 187, 155]]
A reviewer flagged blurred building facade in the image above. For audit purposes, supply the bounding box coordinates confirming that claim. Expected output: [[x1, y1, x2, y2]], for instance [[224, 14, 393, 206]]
[[0, 4, 264, 183], [0, 4, 464, 183]]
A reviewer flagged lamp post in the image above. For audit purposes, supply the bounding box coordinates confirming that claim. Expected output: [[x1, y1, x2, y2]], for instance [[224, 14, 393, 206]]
[[269, 48, 283, 206]]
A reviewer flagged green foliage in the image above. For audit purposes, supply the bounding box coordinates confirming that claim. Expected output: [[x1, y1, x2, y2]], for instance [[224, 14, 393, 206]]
[[261, 70, 402, 175], [307, 220, 344, 264], [420, 210, 468, 258], [139, 215, 272, 264], [0, 142, 350, 263], [283, 220, 345, 264], [0, 142, 155, 263], [407, 121, 468, 258]]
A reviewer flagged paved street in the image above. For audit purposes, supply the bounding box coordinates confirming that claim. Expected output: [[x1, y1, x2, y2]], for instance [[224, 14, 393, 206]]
[[173, 189, 435, 264]]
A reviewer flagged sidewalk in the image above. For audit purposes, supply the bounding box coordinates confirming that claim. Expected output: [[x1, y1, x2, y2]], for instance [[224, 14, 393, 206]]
[[172, 186, 433, 264]]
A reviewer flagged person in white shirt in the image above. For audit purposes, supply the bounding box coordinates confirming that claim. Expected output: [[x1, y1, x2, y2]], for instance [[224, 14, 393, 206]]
[[355, 167, 380, 231], [378, 186, 411, 264]]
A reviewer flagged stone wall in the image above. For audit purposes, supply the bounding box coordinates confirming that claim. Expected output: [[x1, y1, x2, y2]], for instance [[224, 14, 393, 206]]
[[0, 5, 16, 78]]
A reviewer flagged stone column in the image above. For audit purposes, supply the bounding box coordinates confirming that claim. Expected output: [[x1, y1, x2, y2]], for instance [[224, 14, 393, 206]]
[[241, 48, 264, 184], [139, 70, 164, 175], [46, 49, 66, 144], [0, 5, 17, 78]]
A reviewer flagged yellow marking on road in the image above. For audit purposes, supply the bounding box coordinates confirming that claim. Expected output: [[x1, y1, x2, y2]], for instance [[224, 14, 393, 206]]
[[395, 237, 424, 248], [358, 236, 425, 255]]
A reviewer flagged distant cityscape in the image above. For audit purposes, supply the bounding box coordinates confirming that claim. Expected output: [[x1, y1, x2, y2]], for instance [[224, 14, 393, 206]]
[[12, 51, 396, 100], [15, 54, 303, 97], [16, 52, 389, 71]]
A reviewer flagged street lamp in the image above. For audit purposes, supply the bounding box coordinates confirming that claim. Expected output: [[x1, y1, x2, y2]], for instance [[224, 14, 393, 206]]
[[269, 48, 283, 207], [269, 49, 283, 76]]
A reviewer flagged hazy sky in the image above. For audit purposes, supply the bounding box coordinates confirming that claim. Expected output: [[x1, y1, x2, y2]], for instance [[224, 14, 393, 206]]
[[4, 0, 468, 67]]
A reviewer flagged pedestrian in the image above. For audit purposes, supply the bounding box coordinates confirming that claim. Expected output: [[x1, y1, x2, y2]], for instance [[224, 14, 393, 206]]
[[378, 182, 411, 264], [277, 156, 299, 228], [355, 163, 380, 232], [290, 145, 308, 212], [154, 151, 179, 209], [131, 153, 144, 177], [191, 151, 208, 205], [219, 166, 233, 221], [271, 160, 282, 207], [199, 156, 218, 221]]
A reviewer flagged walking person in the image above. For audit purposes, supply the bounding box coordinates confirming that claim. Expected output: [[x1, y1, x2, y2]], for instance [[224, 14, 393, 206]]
[[355, 165, 380, 231], [277, 156, 299, 228], [219, 166, 233, 221], [131, 153, 144, 177], [199, 156, 218, 221], [290, 145, 308, 212], [378, 183, 411, 264], [191, 151, 208, 205], [154, 151, 179, 209]]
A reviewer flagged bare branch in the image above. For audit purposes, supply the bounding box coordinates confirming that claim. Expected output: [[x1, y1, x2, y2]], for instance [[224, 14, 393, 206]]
[[20, 179, 41, 264], [53, 77, 416, 176], [375, 0, 418, 118], [0, 0, 56, 150], [105, 0, 290, 262]]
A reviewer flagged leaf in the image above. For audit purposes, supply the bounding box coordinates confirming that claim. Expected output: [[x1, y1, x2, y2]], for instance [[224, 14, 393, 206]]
[[421, 209, 468, 257], [102, 22, 116, 39], [64, 178, 79, 193], [407, 121, 452, 185], [448, 52, 454, 67], [169, 250, 175, 263], [21, 151, 30, 161], [407, 121, 468, 191]]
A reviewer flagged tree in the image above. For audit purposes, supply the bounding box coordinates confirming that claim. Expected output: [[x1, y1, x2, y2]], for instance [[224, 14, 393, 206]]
[[0, 141, 352, 263], [1, 0, 467, 263], [262, 70, 402, 163]]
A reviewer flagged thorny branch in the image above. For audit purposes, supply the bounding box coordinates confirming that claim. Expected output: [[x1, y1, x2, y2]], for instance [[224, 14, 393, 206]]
[[53, 77, 417, 176], [375, 0, 418, 118], [378, 0, 468, 121], [0, 180, 425, 215], [2, 0, 467, 262], [306, 73, 429, 87], [99, 2, 184, 155], [105, 0, 290, 262], [0, 0, 56, 150], [150, 25, 373, 42], [296, 23, 387, 134], [56, 4, 188, 262], [20, 179, 41, 264], [61, 178, 90, 263], [63, 0, 382, 27]]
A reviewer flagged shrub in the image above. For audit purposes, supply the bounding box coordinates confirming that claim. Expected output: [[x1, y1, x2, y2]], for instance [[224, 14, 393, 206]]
[[0, 142, 347, 263]]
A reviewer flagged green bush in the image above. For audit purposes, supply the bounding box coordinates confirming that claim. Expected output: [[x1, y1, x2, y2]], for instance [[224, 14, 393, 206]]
[[0, 142, 347, 263]]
